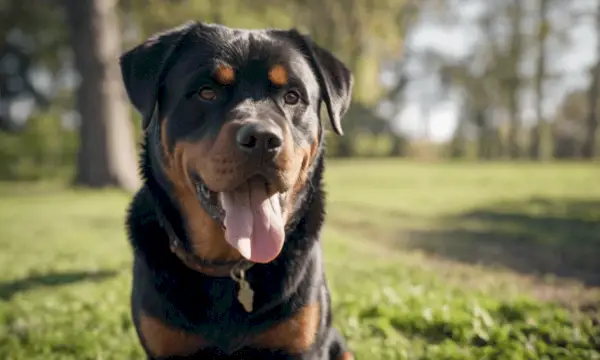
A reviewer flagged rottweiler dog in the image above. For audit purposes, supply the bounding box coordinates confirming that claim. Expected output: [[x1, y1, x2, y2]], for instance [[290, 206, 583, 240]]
[[120, 21, 354, 359]]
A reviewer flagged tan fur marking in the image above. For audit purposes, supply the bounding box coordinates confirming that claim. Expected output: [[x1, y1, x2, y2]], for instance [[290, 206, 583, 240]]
[[340, 352, 355, 360], [160, 118, 171, 158], [283, 132, 319, 219], [167, 142, 241, 261], [268, 64, 288, 86], [139, 311, 206, 357], [270, 125, 306, 220], [251, 302, 320, 353], [160, 118, 241, 263], [214, 64, 235, 85]]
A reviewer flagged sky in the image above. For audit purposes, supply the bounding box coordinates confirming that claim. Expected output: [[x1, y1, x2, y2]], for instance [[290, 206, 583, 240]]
[[395, 0, 598, 143]]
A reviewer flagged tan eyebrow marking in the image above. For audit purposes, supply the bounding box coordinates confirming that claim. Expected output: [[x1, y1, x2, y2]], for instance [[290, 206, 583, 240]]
[[213, 64, 235, 85], [268, 64, 288, 86]]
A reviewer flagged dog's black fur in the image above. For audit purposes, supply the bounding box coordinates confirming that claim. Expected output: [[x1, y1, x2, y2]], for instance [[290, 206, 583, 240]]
[[121, 22, 353, 359]]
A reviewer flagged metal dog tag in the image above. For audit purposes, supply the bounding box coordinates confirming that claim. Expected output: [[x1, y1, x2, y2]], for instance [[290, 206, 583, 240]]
[[231, 267, 254, 312], [237, 278, 254, 312]]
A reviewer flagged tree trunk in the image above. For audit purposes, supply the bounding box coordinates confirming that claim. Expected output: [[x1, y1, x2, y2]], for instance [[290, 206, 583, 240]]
[[582, 1, 600, 159], [336, 138, 355, 158], [449, 107, 468, 159], [64, 0, 140, 191], [474, 109, 492, 160], [506, 0, 524, 159], [530, 0, 550, 160], [389, 135, 406, 157]]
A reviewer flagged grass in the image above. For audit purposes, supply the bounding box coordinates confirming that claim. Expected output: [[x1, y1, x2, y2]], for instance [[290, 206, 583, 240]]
[[0, 159, 599, 359]]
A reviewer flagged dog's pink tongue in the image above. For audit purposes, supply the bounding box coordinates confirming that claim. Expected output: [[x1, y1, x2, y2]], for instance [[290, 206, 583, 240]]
[[220, 179, 285, 263]]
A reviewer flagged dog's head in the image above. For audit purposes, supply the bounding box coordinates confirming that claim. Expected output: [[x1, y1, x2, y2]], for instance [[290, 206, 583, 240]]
[[120, 22, 353, 264]]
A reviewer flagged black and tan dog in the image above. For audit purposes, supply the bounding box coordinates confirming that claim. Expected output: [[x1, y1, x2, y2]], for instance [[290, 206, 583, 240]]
[[120, 21, 354, 359]]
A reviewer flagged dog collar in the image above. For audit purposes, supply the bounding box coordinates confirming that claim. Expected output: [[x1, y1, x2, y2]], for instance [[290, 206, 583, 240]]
[[147, 189, 254, 278], [149, 191, 257, 311]]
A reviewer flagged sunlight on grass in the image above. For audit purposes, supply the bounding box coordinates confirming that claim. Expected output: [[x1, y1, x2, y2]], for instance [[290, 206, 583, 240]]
[[1, 161, 599, 359]]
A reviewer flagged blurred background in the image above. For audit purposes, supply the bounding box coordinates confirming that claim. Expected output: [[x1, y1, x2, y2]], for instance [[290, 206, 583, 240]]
[[1, 0, 599, 182], [0, 1, 599, 359]]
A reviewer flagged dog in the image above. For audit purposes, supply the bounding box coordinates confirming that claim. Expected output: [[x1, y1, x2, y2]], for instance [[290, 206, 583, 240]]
[[120, 21, 354, 359]]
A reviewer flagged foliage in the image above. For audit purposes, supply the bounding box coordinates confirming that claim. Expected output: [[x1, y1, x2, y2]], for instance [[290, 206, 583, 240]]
[[429, 0, 599, 160], [119, 0, 294, 38], [0, 113, 76, 180], [553, 89, 599, 158], [0, 161, 599, 359], [0, 0, 68, 126]]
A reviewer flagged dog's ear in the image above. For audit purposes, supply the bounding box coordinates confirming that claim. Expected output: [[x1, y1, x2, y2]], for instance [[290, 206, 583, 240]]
[[280, 30, 354, 135], [119, 22, 196, 130]]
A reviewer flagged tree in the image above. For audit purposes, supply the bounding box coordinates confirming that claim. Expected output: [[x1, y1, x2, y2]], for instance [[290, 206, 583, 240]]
[[529, 0, 551, 160], [553, 89, 589, 159], [582, 0, 600, 159], [425, 0, 521, 160], [64, 0, 140, 191], [0, 0, 65, 133], [504, 0, 525, 159]]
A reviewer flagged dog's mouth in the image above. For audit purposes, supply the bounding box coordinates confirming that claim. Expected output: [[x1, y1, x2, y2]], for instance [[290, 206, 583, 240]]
[[195, 177, 225, 223], [194, 174, 286, 264]]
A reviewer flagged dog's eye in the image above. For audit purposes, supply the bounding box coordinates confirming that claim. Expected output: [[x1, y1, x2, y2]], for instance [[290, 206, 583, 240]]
[[283, 90, 300, 105], [198, 87, 217, 101]]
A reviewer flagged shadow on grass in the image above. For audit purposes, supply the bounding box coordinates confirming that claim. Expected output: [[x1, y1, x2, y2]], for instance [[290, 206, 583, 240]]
[[402, 197, 600, 286], [0, 270, 118, 300]]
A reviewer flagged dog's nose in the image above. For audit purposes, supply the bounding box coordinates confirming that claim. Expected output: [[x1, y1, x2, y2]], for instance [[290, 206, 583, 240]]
[[236, 122, 283, 157]]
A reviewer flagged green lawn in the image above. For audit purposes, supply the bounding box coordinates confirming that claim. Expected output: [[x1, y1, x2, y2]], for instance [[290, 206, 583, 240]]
[[0, 160, 599, 359]]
